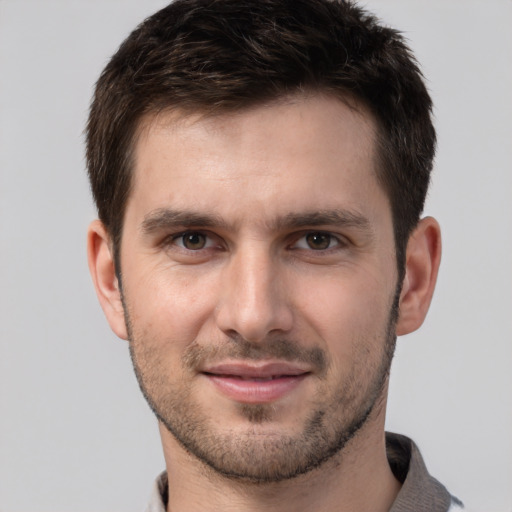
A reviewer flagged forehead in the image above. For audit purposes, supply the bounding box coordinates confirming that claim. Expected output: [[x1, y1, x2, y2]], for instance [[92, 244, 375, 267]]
[[128, 94, 388, 226]]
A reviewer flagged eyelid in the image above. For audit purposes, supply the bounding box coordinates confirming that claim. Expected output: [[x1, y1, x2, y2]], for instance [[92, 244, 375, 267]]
[[290, 231, 346, 251], [164, 229, 222, 250], [161, 228, 349, 252]]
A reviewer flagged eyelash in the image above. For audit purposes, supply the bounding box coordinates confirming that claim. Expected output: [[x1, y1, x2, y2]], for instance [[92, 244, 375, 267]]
[[164, 230, 347, 253], [168, 231, 220, 251], [291, 231, 344, 251]]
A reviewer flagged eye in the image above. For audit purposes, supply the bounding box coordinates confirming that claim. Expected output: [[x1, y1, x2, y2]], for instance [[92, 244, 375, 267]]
[[174, 231, 213, 250], [293, 232, 340, 251]]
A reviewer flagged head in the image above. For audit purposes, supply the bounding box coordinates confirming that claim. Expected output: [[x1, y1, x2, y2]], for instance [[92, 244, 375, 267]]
[[86, 0, 441, 484], [86, 0, 436, 280]]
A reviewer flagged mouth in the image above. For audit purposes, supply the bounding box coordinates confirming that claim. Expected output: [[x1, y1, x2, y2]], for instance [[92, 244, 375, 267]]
[[201, 362, 311, 403]]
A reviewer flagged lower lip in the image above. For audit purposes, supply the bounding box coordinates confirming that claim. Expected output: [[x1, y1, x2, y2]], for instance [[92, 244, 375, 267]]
[[205, 374, 308, 403]]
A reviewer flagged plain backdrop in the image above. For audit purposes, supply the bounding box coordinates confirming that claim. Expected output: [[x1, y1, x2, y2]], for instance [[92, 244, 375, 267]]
[[0, 1, 511, 511]]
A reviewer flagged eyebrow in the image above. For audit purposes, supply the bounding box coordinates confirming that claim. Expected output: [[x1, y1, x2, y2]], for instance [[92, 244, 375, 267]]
[[274, 210, 372, 232], [141, 208, 229, 235], [140, 207, 374, 238]]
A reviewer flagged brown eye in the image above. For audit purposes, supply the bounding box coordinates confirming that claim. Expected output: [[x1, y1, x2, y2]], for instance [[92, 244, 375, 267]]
[[181, 232, 207, 250], [305, 232, 332, 250]]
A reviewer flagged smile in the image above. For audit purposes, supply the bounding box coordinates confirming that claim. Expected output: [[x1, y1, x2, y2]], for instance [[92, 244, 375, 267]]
[[201, 362, 311, 403]]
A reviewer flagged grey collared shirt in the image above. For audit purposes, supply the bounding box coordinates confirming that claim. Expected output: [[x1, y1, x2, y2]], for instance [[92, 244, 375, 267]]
[[145, 432, 463, 512]]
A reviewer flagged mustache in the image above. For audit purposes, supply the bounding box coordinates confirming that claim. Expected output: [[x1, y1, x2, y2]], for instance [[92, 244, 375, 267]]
[[182, 337, 328, 375]]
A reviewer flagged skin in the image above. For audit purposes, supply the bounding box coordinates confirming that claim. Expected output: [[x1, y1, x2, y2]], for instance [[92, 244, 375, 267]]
[[88, 94, 441, 512]]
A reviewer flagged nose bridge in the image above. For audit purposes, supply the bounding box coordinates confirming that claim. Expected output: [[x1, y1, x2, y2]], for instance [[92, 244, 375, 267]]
[[215, 241, 292, 342]]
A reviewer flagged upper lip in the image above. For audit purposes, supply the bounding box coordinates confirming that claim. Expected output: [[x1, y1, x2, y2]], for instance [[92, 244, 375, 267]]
[[201, 361, 311, 379]]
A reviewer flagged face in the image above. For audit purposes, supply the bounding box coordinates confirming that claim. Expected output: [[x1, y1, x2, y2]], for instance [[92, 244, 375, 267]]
[[119, 95, 400, 482]]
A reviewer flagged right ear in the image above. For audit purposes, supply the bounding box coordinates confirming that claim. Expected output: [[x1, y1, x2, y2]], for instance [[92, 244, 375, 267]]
[[87, 220, 128, 340]]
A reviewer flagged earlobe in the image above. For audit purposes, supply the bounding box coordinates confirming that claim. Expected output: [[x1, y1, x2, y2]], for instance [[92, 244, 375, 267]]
[[396, 216, 442, 336], [87, 220, 128, 340]]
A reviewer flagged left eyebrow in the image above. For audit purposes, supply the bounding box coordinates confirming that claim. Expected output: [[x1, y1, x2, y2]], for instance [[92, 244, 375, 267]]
[[273, 210, 373, 231]]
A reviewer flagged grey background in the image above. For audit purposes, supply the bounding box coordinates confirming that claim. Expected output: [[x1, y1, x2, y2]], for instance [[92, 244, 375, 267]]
[[1, 1, 511, 510]]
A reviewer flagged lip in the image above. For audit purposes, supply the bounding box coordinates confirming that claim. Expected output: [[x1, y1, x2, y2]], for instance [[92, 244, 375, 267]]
[[201, 361, 310, 404]]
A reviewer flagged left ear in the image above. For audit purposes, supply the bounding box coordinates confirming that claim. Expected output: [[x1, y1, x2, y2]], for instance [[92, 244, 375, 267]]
[[396, 216, 442, 336]]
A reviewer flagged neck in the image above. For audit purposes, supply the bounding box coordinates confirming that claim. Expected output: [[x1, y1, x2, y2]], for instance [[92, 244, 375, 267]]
[[159, 405, 401, 512]]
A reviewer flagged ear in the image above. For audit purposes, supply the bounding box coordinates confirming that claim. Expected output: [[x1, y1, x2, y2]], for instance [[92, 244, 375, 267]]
[[87, 220, 128, 340], [396, 216, 442, 336]]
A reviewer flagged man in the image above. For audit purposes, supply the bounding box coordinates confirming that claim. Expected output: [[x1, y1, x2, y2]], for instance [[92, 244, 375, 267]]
[[86, 0, 460, 510]]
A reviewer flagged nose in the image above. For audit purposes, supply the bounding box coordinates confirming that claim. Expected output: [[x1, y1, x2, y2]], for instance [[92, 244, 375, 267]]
[[215, 245, 293, 343]]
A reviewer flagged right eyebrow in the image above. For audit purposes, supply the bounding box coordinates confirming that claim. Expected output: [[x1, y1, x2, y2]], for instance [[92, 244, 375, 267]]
[[140, 208, 229, 236]]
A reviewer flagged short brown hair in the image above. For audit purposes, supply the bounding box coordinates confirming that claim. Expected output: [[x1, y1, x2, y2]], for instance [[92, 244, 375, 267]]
[[86, 0, 436, 274]]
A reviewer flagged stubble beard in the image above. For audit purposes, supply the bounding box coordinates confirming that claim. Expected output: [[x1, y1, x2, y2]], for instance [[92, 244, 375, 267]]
[[124, 289, 399, 484]]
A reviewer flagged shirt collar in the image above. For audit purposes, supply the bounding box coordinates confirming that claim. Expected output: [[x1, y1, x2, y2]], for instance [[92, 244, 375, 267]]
[[145, 432, 458, 512], [386, 432, 455, 512]]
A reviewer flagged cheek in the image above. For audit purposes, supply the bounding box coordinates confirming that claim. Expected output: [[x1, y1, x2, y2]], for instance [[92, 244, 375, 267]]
[[295, 271, 393, 357], [124, 262, 221, 349]]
